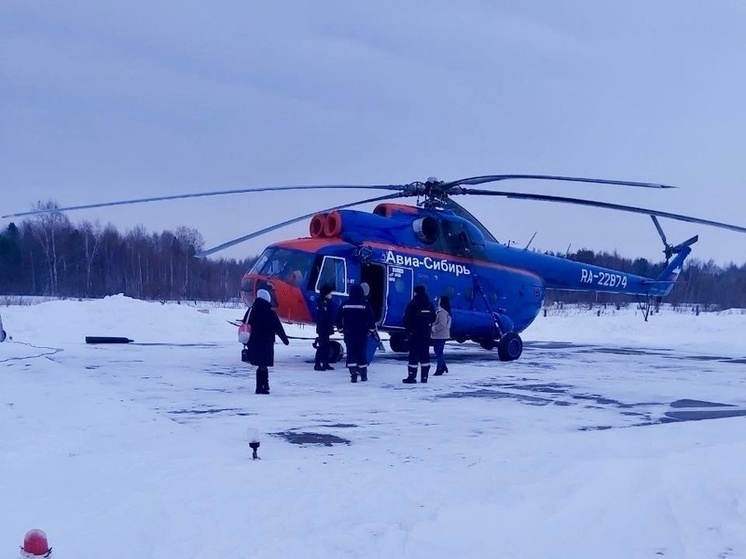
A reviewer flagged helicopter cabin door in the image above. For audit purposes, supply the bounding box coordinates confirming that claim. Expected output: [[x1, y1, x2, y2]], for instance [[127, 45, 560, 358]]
[[381, 265, 414, 329]]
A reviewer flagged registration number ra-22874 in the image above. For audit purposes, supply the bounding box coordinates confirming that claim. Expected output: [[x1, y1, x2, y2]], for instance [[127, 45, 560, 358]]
[[580, 268, 628, 289]]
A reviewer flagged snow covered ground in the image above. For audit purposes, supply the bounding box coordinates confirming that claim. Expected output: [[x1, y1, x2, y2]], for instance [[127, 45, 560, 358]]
[[1, 296, 745, 558]]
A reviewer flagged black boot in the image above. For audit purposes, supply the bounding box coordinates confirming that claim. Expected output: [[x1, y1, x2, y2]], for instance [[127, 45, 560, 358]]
[[349, 366, 359, 383], [314, 344, 325, 371], [433, 365, 445, 376], [323, 363, 334, 370], [402, 366, 418, 384], [255, 372, 263, 394], [420, 365, 430, 384], [359, 366, 368, 382], [444, 364, 449, 374], [256, 367, 270, 394]]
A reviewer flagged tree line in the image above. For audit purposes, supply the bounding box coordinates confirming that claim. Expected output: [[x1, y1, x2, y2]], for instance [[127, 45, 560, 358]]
[[1, 209, 745, 308], [0, 207, 256, 302]]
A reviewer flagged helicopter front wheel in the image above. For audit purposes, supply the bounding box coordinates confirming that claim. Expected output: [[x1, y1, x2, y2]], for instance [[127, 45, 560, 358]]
[[389, 333, 409, 353], [326, 340, 344, 363], [497, 332, 523, 361]]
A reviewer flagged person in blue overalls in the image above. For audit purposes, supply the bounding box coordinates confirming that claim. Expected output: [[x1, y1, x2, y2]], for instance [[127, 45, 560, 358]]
[[402, 285, 436, 384], [314, 283, 336, 371], [336, 284, 377, 383]]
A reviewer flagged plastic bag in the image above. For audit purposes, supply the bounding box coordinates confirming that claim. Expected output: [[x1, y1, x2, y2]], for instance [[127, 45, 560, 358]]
[[238, 322, 251, 344]]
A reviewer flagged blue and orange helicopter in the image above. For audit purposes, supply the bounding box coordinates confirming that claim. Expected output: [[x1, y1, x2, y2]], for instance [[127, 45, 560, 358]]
[[8, 174, 746, 362]]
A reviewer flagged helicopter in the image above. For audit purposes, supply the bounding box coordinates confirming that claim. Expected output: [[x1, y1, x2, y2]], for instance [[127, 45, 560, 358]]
[[6, 174, 746, 362]]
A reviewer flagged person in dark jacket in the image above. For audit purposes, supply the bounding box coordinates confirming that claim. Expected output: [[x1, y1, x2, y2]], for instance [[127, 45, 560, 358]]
[[314, 283, 336, 371], [336, 283, 377, 383], [402, 284, 436, 384], [247, 289, 289, 394]]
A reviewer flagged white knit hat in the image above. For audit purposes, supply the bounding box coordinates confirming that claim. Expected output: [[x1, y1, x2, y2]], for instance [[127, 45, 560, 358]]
[[256, 289, 271, 302]]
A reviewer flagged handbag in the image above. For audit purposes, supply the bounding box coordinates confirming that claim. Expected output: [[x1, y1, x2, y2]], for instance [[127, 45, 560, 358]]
[[238, 322, 251, 344]]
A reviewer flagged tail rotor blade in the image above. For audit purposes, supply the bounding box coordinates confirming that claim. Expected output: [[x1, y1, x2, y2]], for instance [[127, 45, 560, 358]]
[[650, 215, 669, 247], [674, 235, 699, 251]]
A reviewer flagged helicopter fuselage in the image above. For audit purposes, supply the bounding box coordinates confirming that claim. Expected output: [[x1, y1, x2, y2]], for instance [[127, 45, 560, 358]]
[[239, 203, 689, 354]]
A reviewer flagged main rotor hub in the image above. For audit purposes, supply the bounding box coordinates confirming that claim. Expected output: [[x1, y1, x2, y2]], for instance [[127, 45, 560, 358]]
[[405, 177, 450, 208]]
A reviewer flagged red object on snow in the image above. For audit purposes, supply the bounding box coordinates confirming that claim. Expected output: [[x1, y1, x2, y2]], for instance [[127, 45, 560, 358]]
[[21, 529, 51, 557]]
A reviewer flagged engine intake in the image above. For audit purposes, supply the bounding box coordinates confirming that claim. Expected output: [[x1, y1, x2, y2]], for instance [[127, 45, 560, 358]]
[[413, 216, 439, 244], [309, 213, 327, 238], [323, 210, 343, 237]]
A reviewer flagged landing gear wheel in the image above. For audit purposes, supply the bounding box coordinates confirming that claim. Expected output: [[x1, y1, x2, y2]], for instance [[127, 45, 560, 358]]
[[327, 340, 344, 363], [497, 332, 523, 361], [389, 332, 409, 353]]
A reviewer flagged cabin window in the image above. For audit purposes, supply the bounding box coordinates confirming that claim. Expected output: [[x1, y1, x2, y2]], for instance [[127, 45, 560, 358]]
[[316, 256, 348, 295], [249, 248, 314, 287], [393, 277, 409, 294]]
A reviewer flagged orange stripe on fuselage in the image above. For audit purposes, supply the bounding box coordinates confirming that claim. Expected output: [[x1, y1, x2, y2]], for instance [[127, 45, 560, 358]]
[[364, 241, 543, 282], [374, 203, 420, 216], [274, 237, 346, 252]]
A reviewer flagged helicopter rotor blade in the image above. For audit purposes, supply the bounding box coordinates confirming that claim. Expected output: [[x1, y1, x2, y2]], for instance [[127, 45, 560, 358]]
[[458, 189, 746, 234], [194, 192, 406, 258], [444, 174, 676, 190], [1, 184, 408, 219]]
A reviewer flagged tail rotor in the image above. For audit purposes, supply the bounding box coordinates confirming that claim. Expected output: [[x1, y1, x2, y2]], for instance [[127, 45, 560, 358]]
[[650, 215, 698, 263]]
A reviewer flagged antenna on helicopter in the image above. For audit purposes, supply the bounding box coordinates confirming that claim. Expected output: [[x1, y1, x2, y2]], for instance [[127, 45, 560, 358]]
[[565, 244, 572, 259], [523, 232, 537, 251]]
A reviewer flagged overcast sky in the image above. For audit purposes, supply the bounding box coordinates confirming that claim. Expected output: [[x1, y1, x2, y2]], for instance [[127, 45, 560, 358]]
[[2, 1, 746, 265]]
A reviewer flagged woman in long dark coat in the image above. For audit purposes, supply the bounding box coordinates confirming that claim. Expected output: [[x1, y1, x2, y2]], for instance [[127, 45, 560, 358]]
[[247, 289, 289, 394]]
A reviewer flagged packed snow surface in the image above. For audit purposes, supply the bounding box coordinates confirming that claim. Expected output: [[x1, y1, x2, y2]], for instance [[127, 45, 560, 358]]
[[1, 296, 745, 558]]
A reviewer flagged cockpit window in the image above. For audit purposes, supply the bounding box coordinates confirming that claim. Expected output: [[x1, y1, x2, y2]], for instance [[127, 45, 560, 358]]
[[315, 256, 348, 295], [439, 220, 486, 259], [249, 248, 314, 287], [442, 221, 472, 257]]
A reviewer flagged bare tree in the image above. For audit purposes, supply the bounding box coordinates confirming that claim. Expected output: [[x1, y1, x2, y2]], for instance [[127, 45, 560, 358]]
[[28, 201, 71, 295], [79, 221, 103, 297]]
